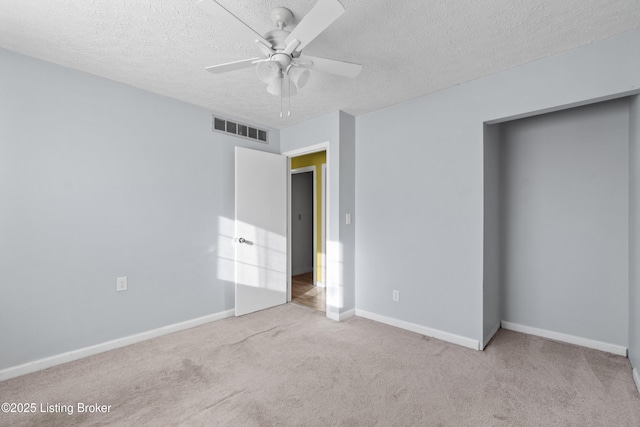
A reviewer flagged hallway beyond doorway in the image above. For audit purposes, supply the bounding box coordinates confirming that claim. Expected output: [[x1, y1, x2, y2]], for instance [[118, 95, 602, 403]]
[[291, 273, 325, 312]]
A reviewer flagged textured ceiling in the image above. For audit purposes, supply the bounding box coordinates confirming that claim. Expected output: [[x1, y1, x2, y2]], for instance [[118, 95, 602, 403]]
[[0, 0, 639, 129]]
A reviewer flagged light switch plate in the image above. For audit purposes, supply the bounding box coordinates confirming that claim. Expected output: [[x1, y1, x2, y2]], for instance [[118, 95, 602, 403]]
[[116, 276, 128, 292]]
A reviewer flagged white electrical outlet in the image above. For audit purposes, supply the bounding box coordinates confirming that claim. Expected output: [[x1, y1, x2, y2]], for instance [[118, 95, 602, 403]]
[[393, 290, 399, 302], [116, 276, 128, 292]]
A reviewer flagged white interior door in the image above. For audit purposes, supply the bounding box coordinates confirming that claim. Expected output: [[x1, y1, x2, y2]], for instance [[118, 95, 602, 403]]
[[235, 147, 288, 316]]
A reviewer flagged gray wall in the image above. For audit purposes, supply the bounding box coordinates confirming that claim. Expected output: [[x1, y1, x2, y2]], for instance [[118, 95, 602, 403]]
[[4, 27, 640, 374], [630, 95, 640, 371], [498, 99, 629, 346], [483, 124, 501, 346], [338, 112, 356, 312], [291, 172, 314, 275], [0, 48, 279, 369], [355, 28, 640, 344]]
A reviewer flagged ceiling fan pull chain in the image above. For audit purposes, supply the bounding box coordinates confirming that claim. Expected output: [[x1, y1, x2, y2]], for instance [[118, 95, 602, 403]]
[[288, 79, 292, 117], [280, 77, 283, 118]]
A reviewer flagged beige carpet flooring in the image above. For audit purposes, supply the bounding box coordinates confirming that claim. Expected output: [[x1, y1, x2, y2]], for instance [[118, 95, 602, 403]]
[[1, 303, 640, 426]]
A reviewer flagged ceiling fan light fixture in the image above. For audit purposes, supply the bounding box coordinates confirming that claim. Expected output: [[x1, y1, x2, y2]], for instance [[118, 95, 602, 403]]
[[288, 66, 310, 90], [266, 77, 280, 96], [256, 60, 280, 84], [267, 76, 297, 96]]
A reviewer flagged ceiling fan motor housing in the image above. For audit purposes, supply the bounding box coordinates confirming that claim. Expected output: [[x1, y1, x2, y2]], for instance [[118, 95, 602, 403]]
[[270, 7, 293, 30], [265, 29, 291, 52], [271, 52, 292, 69]]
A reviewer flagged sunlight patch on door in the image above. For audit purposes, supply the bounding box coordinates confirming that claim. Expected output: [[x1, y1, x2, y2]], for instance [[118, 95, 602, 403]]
[[217, 216, 286, 291]]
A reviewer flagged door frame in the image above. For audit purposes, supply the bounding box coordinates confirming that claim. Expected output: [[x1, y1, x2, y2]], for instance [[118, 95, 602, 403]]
[[290, 166, 317, 290], [320, 163, 327, 288], [282, 142, 330, 314]]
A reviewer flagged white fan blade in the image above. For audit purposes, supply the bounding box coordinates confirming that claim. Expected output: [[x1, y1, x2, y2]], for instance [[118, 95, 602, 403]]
[[205, 57, 262, 74], [296, 55, 362, 78], [284, 0, 345, 54], [283, 39, 300, 56], [197, 0, 272, 50]]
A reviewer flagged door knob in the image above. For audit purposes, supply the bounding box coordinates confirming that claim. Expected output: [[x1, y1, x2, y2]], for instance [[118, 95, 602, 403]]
[[238, 237, 254, 245]]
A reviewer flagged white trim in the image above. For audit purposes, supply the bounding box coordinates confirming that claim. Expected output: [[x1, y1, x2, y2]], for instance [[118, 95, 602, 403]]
[[326, 308, 355, 322], [501, 321, 627, 356], [291, 165, 317, 287], [483, 322, 501, 349], [355, 309, 481, 350], [282, 142, 329, 157], [633, 368, 640, 395], [286, 158, 292, 302], [321, 163, 326, 291], [323, 150, 331, 317], [312, 166, 317, 288], [339, 308, 356, 321], [0, 309, 235, 382], [291, 166, 316, 174]]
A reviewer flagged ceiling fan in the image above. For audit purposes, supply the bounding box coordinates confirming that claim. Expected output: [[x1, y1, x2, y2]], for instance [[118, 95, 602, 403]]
[[197, 0, 362, 117]]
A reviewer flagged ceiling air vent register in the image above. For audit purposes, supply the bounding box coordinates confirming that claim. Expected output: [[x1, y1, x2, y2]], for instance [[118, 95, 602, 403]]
[[213, 116, 268, 143]]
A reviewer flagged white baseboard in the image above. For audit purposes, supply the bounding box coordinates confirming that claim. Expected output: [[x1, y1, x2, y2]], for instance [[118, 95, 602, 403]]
[[355, 309, 480, 350], [633, 368, 640, 395], [483, 322, 501, 349], [0, 309, 235, 382], [316, 281, 325, 288], [501, 321, 627, 356], [326, 307, 355, 322], [339, 308, 356, 321], [326, 305, 339, 321]]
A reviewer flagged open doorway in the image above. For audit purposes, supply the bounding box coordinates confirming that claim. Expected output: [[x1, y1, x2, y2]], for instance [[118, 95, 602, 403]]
[[482, 97, 630, 353], [290, 151, 327, 312]]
